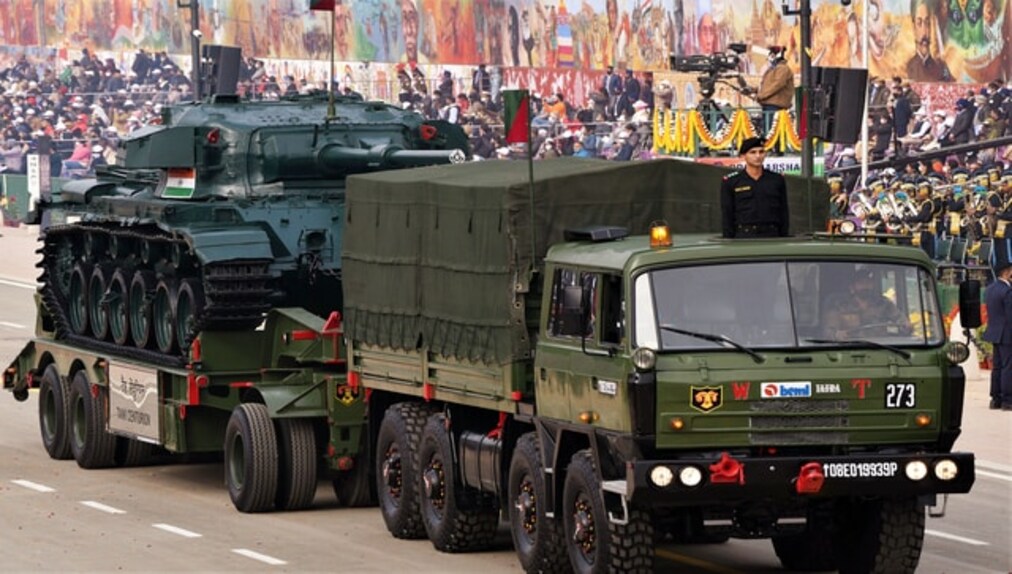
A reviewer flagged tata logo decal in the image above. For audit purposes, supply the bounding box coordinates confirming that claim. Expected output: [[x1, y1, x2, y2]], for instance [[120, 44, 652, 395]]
[[761, 381, 812, 399], [691, 386, 723, 413]]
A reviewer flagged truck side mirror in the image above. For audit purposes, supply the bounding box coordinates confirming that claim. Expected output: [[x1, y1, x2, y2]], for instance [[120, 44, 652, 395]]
[[560, 285, 585, 336], [959, 280, 981, 329]]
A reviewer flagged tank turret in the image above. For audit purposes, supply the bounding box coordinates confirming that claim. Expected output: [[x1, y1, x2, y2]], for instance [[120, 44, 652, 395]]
[[36, 93, 468, 365]]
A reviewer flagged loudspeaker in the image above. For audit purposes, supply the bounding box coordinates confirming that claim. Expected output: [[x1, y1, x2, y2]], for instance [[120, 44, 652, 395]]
[[201, 45, 242, 97], [811, 67, 868, 144], [958, 280, 982, 329]]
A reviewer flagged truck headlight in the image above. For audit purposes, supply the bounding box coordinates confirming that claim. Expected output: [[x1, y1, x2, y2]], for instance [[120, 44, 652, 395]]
[[650, 465, 674, 487], [905, 460, 928, 481], [679, 466, 703, 487], [934, 459, 958, 481], [632, 347, 656, 371], [946, 342, 970, 364]]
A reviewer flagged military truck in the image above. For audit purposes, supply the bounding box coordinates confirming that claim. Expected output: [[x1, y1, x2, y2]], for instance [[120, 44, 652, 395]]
[[340, 159, 977, 573]]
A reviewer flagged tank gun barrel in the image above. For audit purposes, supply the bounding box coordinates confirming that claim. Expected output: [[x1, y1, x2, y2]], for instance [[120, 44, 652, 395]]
[[318, 144, 465, 170]]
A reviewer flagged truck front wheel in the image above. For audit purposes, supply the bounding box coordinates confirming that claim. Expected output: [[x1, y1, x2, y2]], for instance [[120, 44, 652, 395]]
[[417, 413, 499, 552], [563, 449, 654, 574], [376, 402, 435, 539], [68, 370, 117, 469], [836, 497, 925, 574], [38, 365, 72, 460], [772, 528, 838, 572], [224, 403, 279, 513], [508, 433, 567, 573]]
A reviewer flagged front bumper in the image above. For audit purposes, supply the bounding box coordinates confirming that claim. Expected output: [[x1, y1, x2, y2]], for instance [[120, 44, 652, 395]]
[[627, 451, 975, 506]]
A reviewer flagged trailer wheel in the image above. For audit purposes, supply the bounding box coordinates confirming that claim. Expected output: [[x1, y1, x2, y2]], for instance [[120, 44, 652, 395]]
[[508, 432, 567, 572], [38, 365, 72, 460], [224, 403, 279, 513], [376, 402, 434, 539], [563, 449, 654, 574], [68, 370, 117, 469], [836, 497, 925, 574], [274, 419, 317, 511], [772, 528, 838, 572], [332, 434, 376, 508], [115, 437, 155, 467], [417, 413, 499, 552]]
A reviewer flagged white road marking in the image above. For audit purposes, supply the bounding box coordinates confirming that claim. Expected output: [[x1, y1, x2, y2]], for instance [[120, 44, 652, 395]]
[[0, 278, 37, 290], [0, 321, 26, 329], [152, 523, 202, 538], [80, 501, 126, 514], [11, 479, 54, 493], [232, 549, 287, 566], [977, 469, 1012, 483], [977, 459, 1012, 474], [925, 529, 989, 546]]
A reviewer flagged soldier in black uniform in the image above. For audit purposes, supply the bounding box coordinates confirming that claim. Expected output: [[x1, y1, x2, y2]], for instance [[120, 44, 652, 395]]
[[720, 137, 790, 238]]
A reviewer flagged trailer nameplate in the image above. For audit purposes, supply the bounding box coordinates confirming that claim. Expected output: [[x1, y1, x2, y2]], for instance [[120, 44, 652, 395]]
[[108, 362, 161, 443]]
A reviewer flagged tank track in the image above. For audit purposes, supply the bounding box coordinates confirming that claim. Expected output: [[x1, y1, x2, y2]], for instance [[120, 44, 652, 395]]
[[38, 222, 274, 366]]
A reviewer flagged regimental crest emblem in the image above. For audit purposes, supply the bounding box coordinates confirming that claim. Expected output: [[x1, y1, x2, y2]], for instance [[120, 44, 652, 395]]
[[690, 386, 723, 413], [336, 384, 360, 406]]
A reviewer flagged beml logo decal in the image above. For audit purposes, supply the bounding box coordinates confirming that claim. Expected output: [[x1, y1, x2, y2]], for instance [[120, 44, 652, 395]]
[[760, 381, 812, 399], [731, 381, 750, 400], [690, 386, 723, 413]]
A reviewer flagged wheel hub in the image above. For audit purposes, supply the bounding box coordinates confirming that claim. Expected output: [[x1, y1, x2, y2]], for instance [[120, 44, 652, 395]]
[[382, 447, 402, 497], [515, 479, 537, 534], [423, 459, 446, 509], [573, 498, 596, 555]]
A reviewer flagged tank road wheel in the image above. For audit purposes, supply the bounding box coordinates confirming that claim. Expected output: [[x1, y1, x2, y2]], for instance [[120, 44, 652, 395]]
[[509, 433, 567, 573], [68, 370, 117, 469], [836, 497, 925, 574], [51, 236, 78, 297], [224, 403, 279, 513], [107, 234, 132, 262], [38, 365, 73, 460], [772, 527, 838, 572], [152, 279, 177, 355], [376, 402, 435, 539], [68, 263, 93, 335], [140, 240, 162, 266], [107, 270, 131, 346], [129, 270, 156, 349], [418, 413, 499, 553], [563, 450, 654, 574], [83, 232, 107, 260], [274, 419, 318, 511], [88, 266, 111, 341], [174, 278, 205, 352]]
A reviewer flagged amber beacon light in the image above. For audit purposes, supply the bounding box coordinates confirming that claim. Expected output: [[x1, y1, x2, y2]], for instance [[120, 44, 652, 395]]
[[650, 221, 672, 248]]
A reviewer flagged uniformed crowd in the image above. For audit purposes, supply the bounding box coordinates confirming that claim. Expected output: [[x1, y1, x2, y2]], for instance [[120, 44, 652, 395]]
[[827, 159, 1012, 267]]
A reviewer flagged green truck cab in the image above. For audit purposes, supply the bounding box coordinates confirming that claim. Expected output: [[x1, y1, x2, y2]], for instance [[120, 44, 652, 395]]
[[341, 159, 977, 573]]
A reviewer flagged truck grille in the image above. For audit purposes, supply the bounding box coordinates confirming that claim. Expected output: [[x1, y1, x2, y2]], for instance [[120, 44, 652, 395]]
[[749, 399, 851, 445]]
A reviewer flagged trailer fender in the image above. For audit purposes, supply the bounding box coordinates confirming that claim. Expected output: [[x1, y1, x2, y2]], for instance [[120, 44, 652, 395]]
[[257, 378, 330, 419]]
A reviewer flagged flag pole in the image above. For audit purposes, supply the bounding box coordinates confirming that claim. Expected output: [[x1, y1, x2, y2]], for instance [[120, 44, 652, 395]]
[[328, 6, 336, 119], [526, 92, 536, 270]]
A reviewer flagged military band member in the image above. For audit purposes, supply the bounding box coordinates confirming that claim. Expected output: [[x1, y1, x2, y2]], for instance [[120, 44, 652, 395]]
[[991, 170, 1012, 270], [828, 174, 848, 232], [904, 178, 937, 258]]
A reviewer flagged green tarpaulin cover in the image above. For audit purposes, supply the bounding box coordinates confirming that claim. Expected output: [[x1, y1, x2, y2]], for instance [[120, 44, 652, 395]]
[[343, 158, 827, 365]]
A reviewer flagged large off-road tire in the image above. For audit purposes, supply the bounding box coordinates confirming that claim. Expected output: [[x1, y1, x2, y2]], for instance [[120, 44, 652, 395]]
[[68, 370, 117, 469], [224, 403, 279, 513], [772, 527, 838, 572], [274, 418, 318, 511], [836, 497, 925, 574], [418, 413, 499, 552], [376, 402, 435, 539], [115, 437, 155, 467], [37, 364, 72, 460], [563, 449, 654, 574], [508, 432, 567, 573]]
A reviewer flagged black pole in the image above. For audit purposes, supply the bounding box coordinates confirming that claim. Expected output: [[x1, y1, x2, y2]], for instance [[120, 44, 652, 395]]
[[782, 0, 813, 179], [178, 0, 201, 99]]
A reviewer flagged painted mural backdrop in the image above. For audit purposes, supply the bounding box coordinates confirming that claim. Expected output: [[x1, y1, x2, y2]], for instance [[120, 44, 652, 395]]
[[0, 0, 1007, 83]]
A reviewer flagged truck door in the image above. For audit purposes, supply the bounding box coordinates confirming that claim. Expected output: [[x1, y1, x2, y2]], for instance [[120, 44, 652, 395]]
[[536, 268, 628, 428]]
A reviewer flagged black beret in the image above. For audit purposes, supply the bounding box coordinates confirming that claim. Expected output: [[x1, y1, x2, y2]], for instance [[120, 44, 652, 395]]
[[738, 137, 764, 155]]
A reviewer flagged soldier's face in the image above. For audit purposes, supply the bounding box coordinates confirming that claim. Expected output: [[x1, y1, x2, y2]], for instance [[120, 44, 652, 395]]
[[742, 147, 766, 168]]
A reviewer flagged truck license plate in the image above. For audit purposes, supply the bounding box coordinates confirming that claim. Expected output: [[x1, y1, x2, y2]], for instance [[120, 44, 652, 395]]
[[884, 383, 916, 409]]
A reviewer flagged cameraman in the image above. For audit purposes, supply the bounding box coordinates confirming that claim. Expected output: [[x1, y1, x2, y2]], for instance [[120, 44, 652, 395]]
[[754, 46, 794, 137]]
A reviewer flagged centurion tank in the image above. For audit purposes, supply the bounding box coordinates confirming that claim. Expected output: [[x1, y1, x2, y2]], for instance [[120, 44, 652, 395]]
[[36, 92, 467, 365]]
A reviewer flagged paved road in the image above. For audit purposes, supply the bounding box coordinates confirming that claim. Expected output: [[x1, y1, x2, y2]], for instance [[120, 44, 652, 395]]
[[0, 226, 1008, 572]]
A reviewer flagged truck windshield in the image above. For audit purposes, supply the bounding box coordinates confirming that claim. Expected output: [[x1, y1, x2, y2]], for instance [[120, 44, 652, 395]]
[[633, 261, 944, 351]]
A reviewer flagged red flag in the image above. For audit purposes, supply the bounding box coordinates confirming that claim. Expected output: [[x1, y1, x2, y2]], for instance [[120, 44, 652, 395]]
[[309, 0, 335, 11], [502, 90, 530, 144]]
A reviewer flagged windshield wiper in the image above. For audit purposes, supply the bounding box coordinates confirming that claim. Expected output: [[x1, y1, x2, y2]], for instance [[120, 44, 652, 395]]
[[805, 338, 912, 360], [660, 325, 765, 363]]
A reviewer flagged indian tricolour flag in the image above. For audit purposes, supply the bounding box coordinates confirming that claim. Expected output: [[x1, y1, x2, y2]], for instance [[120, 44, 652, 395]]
[[163, 168, 196, 199]]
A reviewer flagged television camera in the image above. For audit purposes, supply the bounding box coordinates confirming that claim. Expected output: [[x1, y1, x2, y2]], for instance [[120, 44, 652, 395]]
[[670, 43, 752, 99]]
